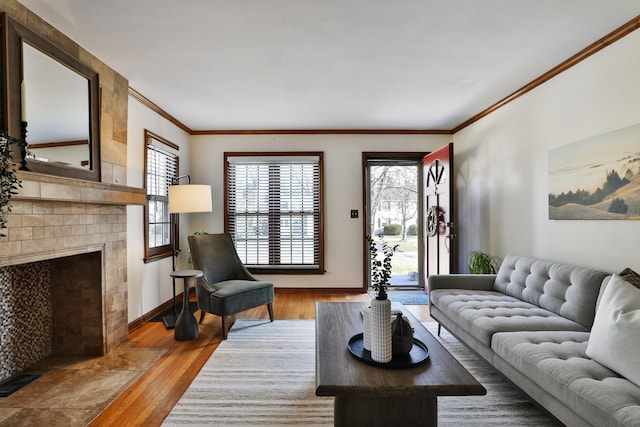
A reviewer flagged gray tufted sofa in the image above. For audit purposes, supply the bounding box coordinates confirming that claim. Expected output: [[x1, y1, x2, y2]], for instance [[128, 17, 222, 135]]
[[428, 254, 640, 427]]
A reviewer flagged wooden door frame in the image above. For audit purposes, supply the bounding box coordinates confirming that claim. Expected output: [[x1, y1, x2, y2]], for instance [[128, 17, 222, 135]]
[[361, 152, 429, 292]]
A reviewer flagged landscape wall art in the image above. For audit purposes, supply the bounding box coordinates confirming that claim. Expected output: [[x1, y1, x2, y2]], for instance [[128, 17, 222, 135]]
[[549, 124, 640, 220]]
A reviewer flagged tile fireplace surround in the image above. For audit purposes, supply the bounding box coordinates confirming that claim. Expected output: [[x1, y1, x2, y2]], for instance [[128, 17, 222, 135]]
[[0, 172, 145, 381]]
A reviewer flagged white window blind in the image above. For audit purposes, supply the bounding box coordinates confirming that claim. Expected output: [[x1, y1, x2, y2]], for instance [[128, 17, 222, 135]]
[[146, 143, 177, 250], [226, 154, 322, 270]]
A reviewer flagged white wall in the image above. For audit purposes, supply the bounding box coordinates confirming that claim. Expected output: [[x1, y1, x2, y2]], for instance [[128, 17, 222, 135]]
[[453, 28, 640, 273], [126, 97, 191, 321], [188, 134, 450, 289]]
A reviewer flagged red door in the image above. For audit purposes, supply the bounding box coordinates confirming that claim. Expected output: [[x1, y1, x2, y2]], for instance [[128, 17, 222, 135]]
[[423, 143, 455, 288]]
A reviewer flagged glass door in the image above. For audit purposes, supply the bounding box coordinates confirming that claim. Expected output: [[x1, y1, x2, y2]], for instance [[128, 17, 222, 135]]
[[364, 155, 424, 291]]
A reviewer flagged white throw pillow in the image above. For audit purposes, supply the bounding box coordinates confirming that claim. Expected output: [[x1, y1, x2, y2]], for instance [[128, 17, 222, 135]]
[[586, 274, 640, 387]]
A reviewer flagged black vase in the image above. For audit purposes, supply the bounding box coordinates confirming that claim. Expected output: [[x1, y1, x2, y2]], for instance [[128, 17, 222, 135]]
[[391, 312, 414, 356]]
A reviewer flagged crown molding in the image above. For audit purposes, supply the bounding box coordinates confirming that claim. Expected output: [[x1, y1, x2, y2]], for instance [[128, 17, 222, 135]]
[[128, 86, 192, 134], [191, 129, 451, 135], [128, 87, 445, 135]]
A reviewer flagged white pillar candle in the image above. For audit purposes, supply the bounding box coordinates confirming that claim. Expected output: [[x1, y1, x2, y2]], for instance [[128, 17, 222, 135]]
[[362, 305, 372, 351], [21, 81, 27, 122]]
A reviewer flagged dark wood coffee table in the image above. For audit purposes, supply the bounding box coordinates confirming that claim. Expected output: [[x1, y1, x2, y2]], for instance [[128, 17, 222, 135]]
[[315, 302, 486, 427]]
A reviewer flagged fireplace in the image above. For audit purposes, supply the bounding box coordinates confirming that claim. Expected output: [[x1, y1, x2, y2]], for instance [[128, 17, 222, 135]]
[[0, 172, 146, 382], [0, 251, 103, 380]]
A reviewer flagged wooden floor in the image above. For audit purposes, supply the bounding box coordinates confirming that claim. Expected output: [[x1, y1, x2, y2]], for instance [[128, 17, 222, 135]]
[[89, 291, 430, 427]]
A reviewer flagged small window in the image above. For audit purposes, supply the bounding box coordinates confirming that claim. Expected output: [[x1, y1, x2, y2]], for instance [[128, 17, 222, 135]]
[[225, 152, 324, 273], [144, 130, 179, 262]]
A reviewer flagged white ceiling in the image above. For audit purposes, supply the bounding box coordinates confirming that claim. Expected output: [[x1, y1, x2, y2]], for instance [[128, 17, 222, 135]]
[[16, 0, 640, 131]]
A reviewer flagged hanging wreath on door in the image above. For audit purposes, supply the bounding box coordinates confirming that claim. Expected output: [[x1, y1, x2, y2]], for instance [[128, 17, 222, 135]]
[[426, 205, 444, 237]]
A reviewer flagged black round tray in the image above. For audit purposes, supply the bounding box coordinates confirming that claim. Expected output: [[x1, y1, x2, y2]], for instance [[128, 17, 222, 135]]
[[347, 333, 429, 369]]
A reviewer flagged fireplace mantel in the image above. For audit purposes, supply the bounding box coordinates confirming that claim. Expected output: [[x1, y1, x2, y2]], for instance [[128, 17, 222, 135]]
[[0, 244, 104, 268], [15, 171, 146, 205]]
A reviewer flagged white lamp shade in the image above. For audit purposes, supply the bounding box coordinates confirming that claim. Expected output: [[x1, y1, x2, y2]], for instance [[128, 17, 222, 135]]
[[168, 184, 212, 214]]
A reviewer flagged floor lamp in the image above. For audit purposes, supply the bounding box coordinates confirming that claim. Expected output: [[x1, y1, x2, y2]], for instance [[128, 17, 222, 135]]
[[162, 175, 212, 329]]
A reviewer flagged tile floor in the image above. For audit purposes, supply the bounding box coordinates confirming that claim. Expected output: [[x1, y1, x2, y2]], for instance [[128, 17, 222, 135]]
[[0, 346, 165, 426]]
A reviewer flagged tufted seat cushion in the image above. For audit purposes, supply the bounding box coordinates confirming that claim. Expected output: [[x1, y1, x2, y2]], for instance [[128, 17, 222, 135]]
[[429, 289, 588, 346], [492, 331, 640, 427]]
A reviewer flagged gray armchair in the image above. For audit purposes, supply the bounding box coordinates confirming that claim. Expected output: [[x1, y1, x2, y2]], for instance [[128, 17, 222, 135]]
[[188, 233, 274, 339]]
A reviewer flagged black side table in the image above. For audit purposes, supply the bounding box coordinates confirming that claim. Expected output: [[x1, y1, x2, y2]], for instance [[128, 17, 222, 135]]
[[170, 269, 203, 341]]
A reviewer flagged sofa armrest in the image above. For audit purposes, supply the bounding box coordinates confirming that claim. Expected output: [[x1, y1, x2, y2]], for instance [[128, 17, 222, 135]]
[[427, 274, 497, 292]]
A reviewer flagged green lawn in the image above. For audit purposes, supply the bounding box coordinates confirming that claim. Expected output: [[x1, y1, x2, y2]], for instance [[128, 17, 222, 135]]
[[373, 235, 418, 276], [379, 235, 417, 252]]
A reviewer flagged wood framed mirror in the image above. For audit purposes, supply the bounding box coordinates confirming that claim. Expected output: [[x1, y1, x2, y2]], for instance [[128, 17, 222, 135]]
[[2, 14, 101, 182]]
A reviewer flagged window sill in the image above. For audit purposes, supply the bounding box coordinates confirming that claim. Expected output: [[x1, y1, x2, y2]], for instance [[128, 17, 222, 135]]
[[248, 267, 325, 275], [143, 253, 173, 263]]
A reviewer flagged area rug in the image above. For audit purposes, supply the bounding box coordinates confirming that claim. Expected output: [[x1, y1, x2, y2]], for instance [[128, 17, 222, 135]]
[[368, 291, 429, 305], [0, 347, 166, 426], [163, 320, 330, 426], [421, 321, 558, 427], [163, 319, 558, 426]]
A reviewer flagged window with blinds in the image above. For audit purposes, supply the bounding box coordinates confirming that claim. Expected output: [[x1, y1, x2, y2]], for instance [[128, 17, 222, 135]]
[[225, 153, 324, 273], [144, 130, 179, 262]]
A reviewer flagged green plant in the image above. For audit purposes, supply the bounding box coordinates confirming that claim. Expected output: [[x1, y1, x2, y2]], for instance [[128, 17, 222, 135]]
[[383, 223, 402, 235], [0, 131, 27, 237], [367, 235, 398, 300], [467, 250, 499, 274]]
